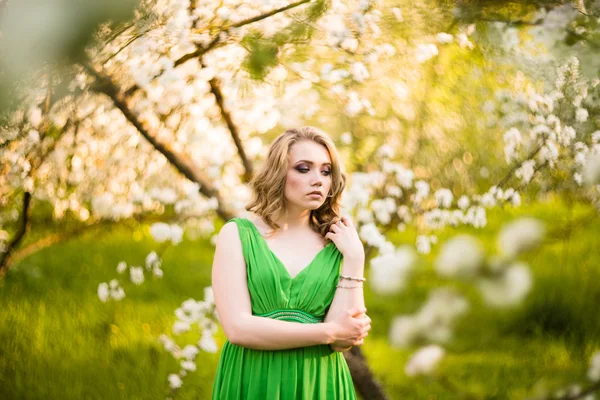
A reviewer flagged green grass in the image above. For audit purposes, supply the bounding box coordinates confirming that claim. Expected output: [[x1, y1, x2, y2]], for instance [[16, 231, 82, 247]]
[[1, 197, 599, 399]]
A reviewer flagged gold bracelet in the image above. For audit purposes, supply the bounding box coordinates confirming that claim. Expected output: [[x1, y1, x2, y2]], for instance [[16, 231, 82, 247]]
[[339, 275, 366, 282], [336, 283, 364, 289]]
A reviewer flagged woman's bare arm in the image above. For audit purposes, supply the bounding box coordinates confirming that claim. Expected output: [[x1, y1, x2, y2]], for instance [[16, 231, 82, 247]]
[[323, 217, 369, 351], [212, 221, 339, 351]]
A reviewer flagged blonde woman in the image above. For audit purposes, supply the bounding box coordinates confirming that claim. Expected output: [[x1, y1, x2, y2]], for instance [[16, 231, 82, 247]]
[[211, 127, 371, 399]]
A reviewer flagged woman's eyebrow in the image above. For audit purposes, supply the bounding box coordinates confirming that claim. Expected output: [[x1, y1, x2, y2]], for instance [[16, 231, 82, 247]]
[[295, 160, 332, 166]]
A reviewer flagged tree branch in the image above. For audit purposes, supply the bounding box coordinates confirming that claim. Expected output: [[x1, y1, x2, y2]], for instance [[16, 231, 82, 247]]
[[124, 0, 313, 97], [2, 212, 194, 271], [208, 74, 254, 182], [0, 191, 32, 278], [83, 61, 233, 221], [229, 0, 312, 29], [497, 142, 545, 189]]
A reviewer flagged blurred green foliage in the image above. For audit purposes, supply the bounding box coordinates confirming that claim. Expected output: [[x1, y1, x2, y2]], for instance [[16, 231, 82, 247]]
[[1, 198, 598, 399]]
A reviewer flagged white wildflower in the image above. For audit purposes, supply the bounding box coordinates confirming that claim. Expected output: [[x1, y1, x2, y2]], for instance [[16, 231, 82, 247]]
[[153, 267, 164, 278], [199, 334, 218, 353], [116, 261, 127, 274], [145, 251, 161, 270], [98, 283, 109, 302], [111, 286, 125, 301], [129, 266, 145, 285], [173, 321, 191, 335], [181, 345, 200, 360], [204, 287, 215, 305], [181, 360, 197, 371], [168, 374, 182, 389]]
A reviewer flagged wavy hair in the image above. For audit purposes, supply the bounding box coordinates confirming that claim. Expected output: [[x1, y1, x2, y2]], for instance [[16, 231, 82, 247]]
[[246, 126, 347, 238]]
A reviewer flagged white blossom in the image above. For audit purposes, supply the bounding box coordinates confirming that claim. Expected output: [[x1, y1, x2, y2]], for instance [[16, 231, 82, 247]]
[[389, 289, 469, 347], [457, 195, 470, 210], [503, 127, 522, 163], [576, 108, 589, 122], [583, 152, 600, 186], [515, 160, 536, 183], [435, 235, 484, 278], [391, 7, 403, 21], [435, 32, 453, 44], [405, 345, 445, 377], [477, 263, 532, 307], [350, 62, 370, 82], [434, 188, 453, 208], [415, 43, 438, 63], [497, 218, 545, 258], [340, 132, 353, 144], [150, 222, 183, 244], [413, 180, 430, 203], [369, 246, 416, 294]]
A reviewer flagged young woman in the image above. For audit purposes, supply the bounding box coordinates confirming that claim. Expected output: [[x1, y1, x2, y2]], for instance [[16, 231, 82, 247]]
[[211, 126, 371, 399]]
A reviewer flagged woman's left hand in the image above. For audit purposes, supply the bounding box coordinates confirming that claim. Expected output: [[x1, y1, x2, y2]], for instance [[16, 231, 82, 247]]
[[325, 216, 365, 262]]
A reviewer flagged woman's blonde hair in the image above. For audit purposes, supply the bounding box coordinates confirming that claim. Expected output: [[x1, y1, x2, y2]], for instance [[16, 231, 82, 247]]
[[246, 126, 347, 238]]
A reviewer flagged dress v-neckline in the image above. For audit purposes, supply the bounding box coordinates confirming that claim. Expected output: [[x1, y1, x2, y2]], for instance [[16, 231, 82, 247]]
[[244, 218, 333, 280]]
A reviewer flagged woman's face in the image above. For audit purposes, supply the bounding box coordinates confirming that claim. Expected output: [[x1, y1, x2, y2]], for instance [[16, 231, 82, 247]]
[[284, 140, 333, 211]]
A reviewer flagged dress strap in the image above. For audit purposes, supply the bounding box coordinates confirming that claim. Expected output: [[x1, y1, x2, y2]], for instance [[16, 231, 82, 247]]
[[227, 217, 254, 264]]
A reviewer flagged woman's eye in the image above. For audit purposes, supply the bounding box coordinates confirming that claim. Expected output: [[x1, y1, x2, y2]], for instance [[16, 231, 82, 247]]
[[296, 167, 309, 173], [322, 170, 331, 176]]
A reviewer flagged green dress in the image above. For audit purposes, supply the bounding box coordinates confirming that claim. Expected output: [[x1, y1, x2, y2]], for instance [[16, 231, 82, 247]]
[[211, 217, 357, 399]]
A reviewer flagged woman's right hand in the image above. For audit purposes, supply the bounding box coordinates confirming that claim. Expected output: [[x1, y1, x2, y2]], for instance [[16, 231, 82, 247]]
[[327, 306, 371, 350]]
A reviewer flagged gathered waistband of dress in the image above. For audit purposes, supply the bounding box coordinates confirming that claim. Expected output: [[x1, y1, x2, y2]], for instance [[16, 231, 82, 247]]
[[255, 309, 324, 324]]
